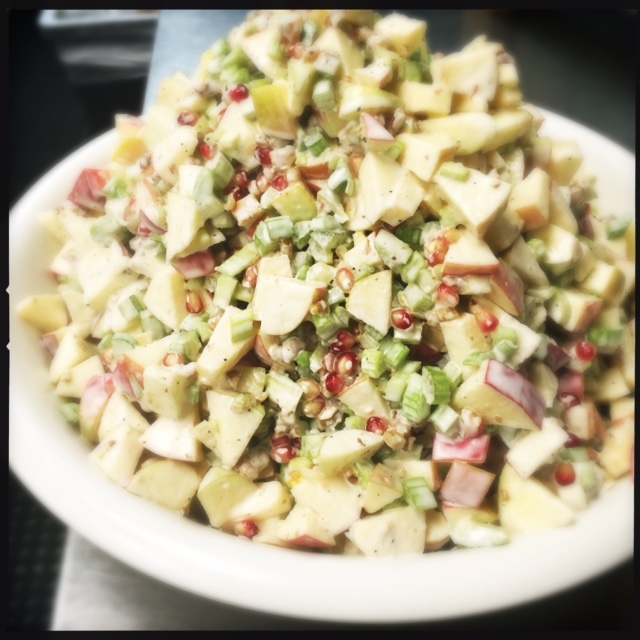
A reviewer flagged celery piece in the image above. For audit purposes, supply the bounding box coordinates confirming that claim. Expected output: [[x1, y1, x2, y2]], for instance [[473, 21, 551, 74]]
[[293, 220, 313, 248], [398, 283, 434, 313], [186, 383, 200, 405], [233, 286, 253, 303], [402, 372, 431, 422], [430, 404, 459, 435], [345, 416, 367, 430], [398, 59, 422, 82], [312, 78, 337, 111], [443, 360, 463, 387], [354, 460, 375, 488], [292, 250, 312, 275], [380, 337, 410, 370], [463, 351, 492, 367], [98, 333, 113, 354], [206, 151, 235, 193], [526, 238, 547, 261], [439, 162, 470, 182], [492, 340, 519, 364], [400, 251, 427, 284], [311, 313, 340, 343], [139, 311, 167, 340], [90, 215, 126, 247], [384, 140, 405, 160], [384, 371, 409, 403], [169, 331, 201, 362], [403, 477, 438, 511], [254, 221, 279, 256], [265, 215, 295, 240], [296, 265, 310, 280], [59, 402, 80, 424], [104, 177, 129, 199], [308, 239, 333, 265], [416, 268, 439, 294], [439, 206, 459, 229], [327, 286, 346, 306], [361, 348, 387, 379], [374, 229, 413, 272], [395, 226, 423, 247], [605, 218, 630, 240], [118, 295, 142, 323], [216, 243, 260, 277], [354, 263, 376, 281], [586, 326, 624, 349], [304, 130, 330, 157], [327, 163, 353, 194], [301, 19, 318, 46], [213, 273, 237, 309], [576, 461, 598, 493], [393, 320, 423, 345], [422, 366, 451, 405], [561, 447, 590, 463], [197, 321, 212, 344], [310, 344, 328, 373], [111, 333, 137, 358], [295, 350, 312, 372]]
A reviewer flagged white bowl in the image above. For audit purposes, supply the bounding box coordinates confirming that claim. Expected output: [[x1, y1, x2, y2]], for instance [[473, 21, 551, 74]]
[[9, 109, 634, 624]]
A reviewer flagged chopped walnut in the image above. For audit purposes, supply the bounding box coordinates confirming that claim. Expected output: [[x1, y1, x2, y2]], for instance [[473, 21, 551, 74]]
[[235, 448, 272, 480]]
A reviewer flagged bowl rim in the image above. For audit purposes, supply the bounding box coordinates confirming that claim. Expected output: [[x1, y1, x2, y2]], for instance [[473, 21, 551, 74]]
[[9, 108, 635, 624]]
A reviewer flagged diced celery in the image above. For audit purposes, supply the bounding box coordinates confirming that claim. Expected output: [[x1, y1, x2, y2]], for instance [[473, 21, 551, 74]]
[[140, 311, 168, 340], [398, 59, 422, 82], [310, 344, 328, 373], [90, 215, 126, 247], [562, 447, 590, 463], [295, 350, 312, 371], [439, 162, 469, 182], [301, 19, 318, 46], [354, 263, 376, 281], [233, 286, 253, 303], [586, 326, 624, 349], [312, 78, 337, 111], [605, 218, 630, 240], [402, 372, 431, 422], [304, 130, 330, 156], [169, 331, 201, 362], [308, 239, 333, 264], [526, 238, 547, 261], [361, 348, 387, 379], [59, 402, 80, 424], [384, 372, 409, 403], [394, 319, 423, 345], [206, 151, 235, 192], [327, 163, 353, 194], [327, 286, 346, 305], [430, 404, 459, 435], [422, 366, 451, 405], [384, 140, 405, 160], [343, 416, 366, 431], [443, 360, 463, 387], [104, 177, 129, 199], [398, 284, 434, 313], [296, 265, 310, 280], [118, 295, 143, 322], [112, 333, 137, 358], [439, 206, 459, 228], [380, 337, 410, 370], [400, 251, 427, 284], [213, 273, 237, 309], [403, 477, 438, 511], [395, 227, 423, 246], [463, 350, 492, 367], [216, 243, 260, 277], [293, 220, 313, 248], [492, 340, 519, 363], [354, 460, 375, 488], [186, 383, 200, 405], [416, 268, 439, 294]]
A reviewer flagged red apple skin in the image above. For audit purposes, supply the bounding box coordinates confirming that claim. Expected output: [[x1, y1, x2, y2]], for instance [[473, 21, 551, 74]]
[[485, 360, 546, 429], [68, 168, 110, 213], [289, 535, 335, 549], [572, 300, 602, 334], [544, 343, 570, 371], [432, 433, 490, 463], [80, 373, 116, 424], [361, 112, 395, 142], [488, 260, 525, 316], [439, 461, 495, 509], [442, 261, 501, 277], [557, 370, 584, 402], [299, 164, 331, 180]]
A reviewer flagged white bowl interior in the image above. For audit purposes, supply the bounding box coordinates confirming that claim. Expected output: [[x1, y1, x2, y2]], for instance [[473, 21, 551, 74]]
[[9, 112, 634, 624]]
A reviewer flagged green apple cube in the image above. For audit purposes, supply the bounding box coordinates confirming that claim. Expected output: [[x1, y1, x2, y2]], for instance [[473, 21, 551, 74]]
[[126, 459, 201, 513], [396, 132, 456, 182], [339, 376, 392, 420], [17, 294, 68, 334], [98, 392, 150, 442], [373, 13, 427, 57], [266, 371, 303, 416], [55, 355, 104, 399], [138, 409, 202, 462], [90, 424, 144, 486], [197, 467, 258, 529], [251, 83, 297, 140], [419, 112, 497, 157], [508, 167, 550, 231], [313, 26, 364, 77], [498, 462, 575, 534], [197, 306, 257, 385], [143, 265, 188, 332], [548, 139, 583, 186], [338, 84, 399, 119], [502, 236, 549, 287], [211, 102, 260, 170], [346, 506, 427, 557], [440, 313, 492, 377], [435, 164, 511, 237], [361, 463, 404, 513], [431, 46, 498, 102], [276, 504, 336, 548], [164, 191, 209, 261], [230, 480, 293, 523], [483, 109, 533, 152], [151, 125, 199, 185], [578, 261, 625, 303], [141, 363, 197, 421], [241, 28, 284, 79], [548, 181, 579, 234], [506, 417, 569, 479], [312, 429, 384, 475], [396, 81, 452, 117], [288, 58, 317, 116], [270, 182, 317, 221], [290, 469, 363, 536], [49, 326, 96, 384], [345, 269, 392, 335]]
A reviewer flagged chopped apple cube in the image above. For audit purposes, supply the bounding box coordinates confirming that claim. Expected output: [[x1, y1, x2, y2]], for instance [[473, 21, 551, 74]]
[[346, 269, 392, 335], [396, 81, 452, 117], [508, 167, 550, 230], [17, 294, 68, 334], [312, 428, 384, 475]]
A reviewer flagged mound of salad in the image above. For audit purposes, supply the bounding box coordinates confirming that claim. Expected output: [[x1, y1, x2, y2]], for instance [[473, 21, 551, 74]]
[[17, 9, 635, 556]]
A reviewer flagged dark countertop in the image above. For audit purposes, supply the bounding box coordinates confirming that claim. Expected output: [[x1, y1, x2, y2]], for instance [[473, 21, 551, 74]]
[[9, 9, 635, 631]]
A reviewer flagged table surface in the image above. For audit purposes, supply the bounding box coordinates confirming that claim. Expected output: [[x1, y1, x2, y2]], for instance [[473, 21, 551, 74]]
[[35, 9, 635, 630]]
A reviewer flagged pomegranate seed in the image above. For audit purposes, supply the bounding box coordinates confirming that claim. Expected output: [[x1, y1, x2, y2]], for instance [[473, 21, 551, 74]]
[[554, 461, 576, 486], [234, 519, 259, 539], [325, 372, 345, 395], [330, 330, 357, 352], [410, 342, 442, 365], [270, 435, 298, 464], [242, 264, 258, 289], [163, 352, 185, 366], [575, 341, 597, 362], [233, 169, 249, 189], [391, 308, 414, 330], [200, 143, 213, 160], [255, 146, 272, 165], [427, 237, 450, 266], [564, 432, 582, 448], [335, 268, 355, 292], [297, 378, 321, 398], [271, 175, 288, 191], [558, 392, 581, 410], [229, 84, 249, 102], [470, 304, 500, 333], [366, 416, 387, 434], [436, 283, 459, 308], [185, 290, 204, 314], [335, 351, 358, 376], [177, 111, 199, 126], [288, 42, 306, 59]]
